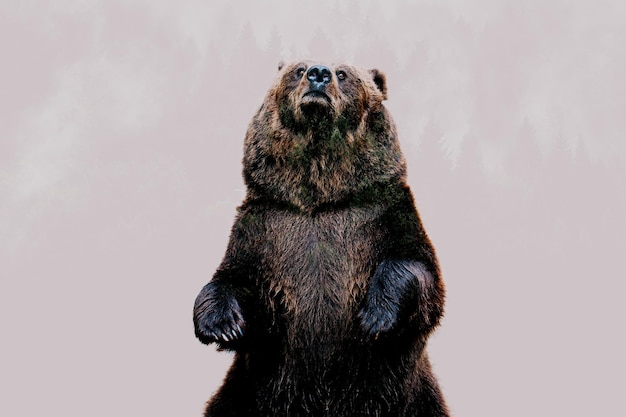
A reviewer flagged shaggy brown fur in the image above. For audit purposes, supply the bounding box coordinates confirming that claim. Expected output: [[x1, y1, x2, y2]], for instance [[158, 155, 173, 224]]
[[193, 61, 449, 417]]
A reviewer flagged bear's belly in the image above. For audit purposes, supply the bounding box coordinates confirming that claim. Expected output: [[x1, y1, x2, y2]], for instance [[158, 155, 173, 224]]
[[260, 205, 384, 343]]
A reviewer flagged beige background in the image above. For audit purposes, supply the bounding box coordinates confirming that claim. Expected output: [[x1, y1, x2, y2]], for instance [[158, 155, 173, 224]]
[[1, 1, 625, 416]]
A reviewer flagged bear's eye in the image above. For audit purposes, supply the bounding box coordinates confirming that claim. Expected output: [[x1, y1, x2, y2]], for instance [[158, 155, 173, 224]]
[[296, 67, 306, 78], [336, 70, 347, 81]]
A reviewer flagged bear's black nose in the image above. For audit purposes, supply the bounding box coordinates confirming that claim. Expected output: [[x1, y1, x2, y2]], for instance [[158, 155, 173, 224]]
[[307, 65, 332, 87]]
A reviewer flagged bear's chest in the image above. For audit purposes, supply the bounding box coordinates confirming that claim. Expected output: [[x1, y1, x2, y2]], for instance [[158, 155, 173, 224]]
[[258, 205, 385, 336]]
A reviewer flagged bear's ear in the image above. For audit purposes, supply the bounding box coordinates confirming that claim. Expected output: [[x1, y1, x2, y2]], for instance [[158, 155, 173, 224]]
[[278, 60, 286, 71], [369, 69, 388, 100]]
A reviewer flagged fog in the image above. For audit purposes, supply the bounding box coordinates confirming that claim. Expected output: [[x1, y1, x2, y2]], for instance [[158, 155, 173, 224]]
[[1, 1, 624, 415]]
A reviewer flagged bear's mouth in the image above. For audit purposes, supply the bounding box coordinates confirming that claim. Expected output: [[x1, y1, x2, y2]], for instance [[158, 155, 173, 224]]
[[302, 90, 331, 104]]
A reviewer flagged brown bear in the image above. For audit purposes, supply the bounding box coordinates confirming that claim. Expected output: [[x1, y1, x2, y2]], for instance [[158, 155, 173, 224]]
[[193, 60, 449, 417]]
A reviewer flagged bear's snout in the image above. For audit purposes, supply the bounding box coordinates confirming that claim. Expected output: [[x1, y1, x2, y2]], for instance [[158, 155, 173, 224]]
[[300, 65, 335, 109], [306, 65, 332, 91]]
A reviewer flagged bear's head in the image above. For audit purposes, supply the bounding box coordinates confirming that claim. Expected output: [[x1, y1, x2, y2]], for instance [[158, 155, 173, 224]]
[[243, 61, 407, 211]]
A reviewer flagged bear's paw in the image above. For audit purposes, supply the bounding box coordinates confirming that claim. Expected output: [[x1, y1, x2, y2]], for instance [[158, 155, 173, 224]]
[[193, 282, 245, 345]]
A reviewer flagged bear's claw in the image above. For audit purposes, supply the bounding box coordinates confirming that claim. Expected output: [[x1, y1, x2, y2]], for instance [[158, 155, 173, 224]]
[[193, 283, 245, 345]]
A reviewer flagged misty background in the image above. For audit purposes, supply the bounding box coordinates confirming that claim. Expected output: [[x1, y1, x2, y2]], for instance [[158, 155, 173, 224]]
[[1, 1, 625, 416]]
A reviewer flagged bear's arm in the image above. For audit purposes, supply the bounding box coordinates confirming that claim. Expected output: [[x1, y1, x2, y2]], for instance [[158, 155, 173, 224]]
[[193, 210, 261, 346], [358, 184, 445, 339]]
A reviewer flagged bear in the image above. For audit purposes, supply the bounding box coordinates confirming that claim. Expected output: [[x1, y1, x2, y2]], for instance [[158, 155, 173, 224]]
[[193, 60, 449, 417]]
